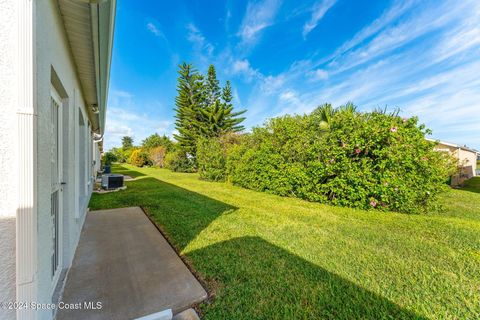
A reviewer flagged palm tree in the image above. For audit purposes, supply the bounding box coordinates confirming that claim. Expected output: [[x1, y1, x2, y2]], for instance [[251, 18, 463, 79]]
[[338, 102, 357, 113], [311, 102, 357, 131]]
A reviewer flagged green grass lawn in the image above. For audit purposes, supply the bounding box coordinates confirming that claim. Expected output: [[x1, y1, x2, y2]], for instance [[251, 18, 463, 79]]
[[90, 164, 480, 319]]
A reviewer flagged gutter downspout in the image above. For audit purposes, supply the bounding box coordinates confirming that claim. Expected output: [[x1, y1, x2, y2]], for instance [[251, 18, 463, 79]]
[[93, 132, 103, 143]]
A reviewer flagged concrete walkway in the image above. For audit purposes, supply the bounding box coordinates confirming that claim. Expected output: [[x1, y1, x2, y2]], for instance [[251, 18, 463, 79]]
[[57, 207, 207, 320]]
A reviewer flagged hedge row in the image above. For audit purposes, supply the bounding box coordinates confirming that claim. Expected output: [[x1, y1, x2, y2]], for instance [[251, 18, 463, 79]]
[[197, 107, 455, 213]]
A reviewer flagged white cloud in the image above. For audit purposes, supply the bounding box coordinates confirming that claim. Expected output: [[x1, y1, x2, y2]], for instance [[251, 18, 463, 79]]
[[186, 23, 214, 54], [111, 90, 133, 99], [239, 0, 480, 148], [307, 68, 328, 81], [329, 0, 417, 58], [238, 0, 281, 46], [146, 22, 163, 37], [279, 90, 297, 102], [324, 0, 474, 74], [231, 59, 260, 81], [186, 23, 215, 67], [233, 87, 242, 107], [104, 91, 174, 150], [261, 74, 286, 94], [186, 23, 203, 43], [302, 0, 337, 38]]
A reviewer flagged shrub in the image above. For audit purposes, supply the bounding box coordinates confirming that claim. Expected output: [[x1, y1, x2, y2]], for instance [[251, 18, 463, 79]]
[[197, 133, 243, 181], [149, 146, 167, 167], [227, 113, 324, 196], [311, 111, 455, 213], [226, 106, 455, 213], [142, 133, 174, 150], [164, 150, 196, 172], [102, 151, 117, 166], [128, 148, 151, 167], [110, 147, 133, 163]]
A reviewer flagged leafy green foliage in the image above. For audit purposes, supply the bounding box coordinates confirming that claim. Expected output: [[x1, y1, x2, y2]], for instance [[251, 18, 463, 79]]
[[227, 105, 455, 213], [102, 151, 117, 166], [197, 133, 243, 181], [149, 146, 167, 168], [141, 133, 173, 151], [197, 138, 225, 181], [121, 136, 134, 150], [128, 148, 151, 167], [110, 147, 133, 163], [164, 150, 196, 172]]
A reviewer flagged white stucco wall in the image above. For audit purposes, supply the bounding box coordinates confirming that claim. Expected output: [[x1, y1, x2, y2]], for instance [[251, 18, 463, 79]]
[[0, 0, 19, 319], [35, 2, 93, 319], [0, 1, 98, 318]]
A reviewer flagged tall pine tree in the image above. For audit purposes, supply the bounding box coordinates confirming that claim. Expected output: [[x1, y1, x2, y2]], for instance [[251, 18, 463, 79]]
[[199, 66, 246, 137], [221, 80, 246, 132], [174, 63, 246, 157], [173, 62, 204, 156], [205, 64, 220, 106]]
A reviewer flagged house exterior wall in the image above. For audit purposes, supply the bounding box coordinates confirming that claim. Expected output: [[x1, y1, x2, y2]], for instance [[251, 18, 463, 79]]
[[434, 143, 478, 186], [0, 0, 19, 318], [0, 2, 99, 320], [457, 149, 477, 178], [35, 2, 94, 319], [1, 0, 110, 318]]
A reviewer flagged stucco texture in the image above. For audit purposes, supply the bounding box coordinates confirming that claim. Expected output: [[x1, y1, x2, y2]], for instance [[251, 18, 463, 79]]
[[35, 2, 92, 319], [1, 1, 98, 319], [0, 0, 18, 319]]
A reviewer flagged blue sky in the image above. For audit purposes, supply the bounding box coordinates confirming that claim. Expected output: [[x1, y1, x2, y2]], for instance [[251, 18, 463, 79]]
[[105, 0, 480, 150]]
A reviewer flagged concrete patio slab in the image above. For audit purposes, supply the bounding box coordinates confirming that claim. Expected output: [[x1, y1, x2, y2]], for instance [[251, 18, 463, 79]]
[[172, 308, 200, 320], [56, 207, 207, 320]]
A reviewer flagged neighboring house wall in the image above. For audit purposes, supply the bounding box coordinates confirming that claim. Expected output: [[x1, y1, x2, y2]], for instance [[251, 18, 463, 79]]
[[457, 149, 477, 176], [435, 143, 478, 186], [0, 0, 19, 319]]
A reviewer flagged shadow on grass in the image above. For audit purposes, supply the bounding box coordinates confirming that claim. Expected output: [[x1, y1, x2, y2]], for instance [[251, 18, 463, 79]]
[[92, 165, 426, 319], [190, 236, 426, 320], [89, 176, 237, 251], [458, 177, 480, 194], [110, 163, 146, 178]]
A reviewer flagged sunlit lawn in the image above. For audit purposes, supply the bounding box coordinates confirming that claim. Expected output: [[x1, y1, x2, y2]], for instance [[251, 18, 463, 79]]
[[90, 164, 480, 319]]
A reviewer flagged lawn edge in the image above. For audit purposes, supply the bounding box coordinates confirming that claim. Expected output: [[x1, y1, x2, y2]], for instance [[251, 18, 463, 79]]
[[139, 206, 214, 316]]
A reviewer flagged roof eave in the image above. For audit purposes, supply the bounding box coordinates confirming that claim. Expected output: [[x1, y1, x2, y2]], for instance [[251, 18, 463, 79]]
[[58, 0, 116, 135], [91, 0, 116, 136]]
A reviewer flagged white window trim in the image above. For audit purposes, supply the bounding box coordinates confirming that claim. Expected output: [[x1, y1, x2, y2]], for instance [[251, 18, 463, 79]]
[[49, 86, 64, 295]]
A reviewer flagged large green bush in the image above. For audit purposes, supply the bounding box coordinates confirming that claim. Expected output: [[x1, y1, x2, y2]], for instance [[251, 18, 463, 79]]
[[226, 107, 455, 213], [197, 138, 225, 181], [197, 133, 243, 181], [149, 146, 167, 168], [128, 148, 152, 167], [102, 151, 117, 166], [164, 150, 196, 173], [110, 147, 132, 163]]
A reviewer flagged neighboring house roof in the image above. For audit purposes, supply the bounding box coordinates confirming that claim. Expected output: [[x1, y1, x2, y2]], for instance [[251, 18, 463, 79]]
[[426, 138, 480, 154], [58, 0, 116, 137]]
